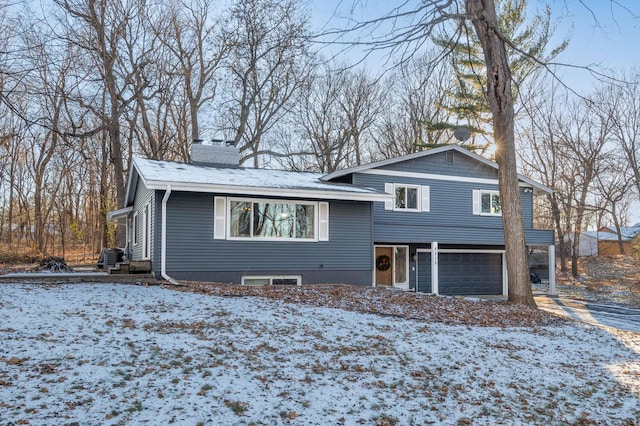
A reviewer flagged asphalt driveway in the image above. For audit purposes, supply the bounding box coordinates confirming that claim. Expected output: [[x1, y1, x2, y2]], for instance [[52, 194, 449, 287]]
[[536, 294, 640, 334]]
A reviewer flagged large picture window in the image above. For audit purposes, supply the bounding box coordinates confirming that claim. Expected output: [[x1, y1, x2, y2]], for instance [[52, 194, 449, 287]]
[[229, 199, 316, 240]]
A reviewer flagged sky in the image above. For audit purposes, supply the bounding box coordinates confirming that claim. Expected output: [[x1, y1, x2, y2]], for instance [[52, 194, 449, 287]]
[[310, 0, 640, 93], [310, 0, 640, 226]]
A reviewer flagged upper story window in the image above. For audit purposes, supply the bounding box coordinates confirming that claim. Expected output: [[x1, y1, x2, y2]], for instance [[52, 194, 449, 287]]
[[473, 190, 501, 216], [384, 183, 430, 212], [395, 185, 419, 211], [213, 196, 329, 242]]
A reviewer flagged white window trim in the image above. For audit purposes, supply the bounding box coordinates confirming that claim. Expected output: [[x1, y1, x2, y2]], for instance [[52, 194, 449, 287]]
[[132, 212, 139, 246], [393, 184, 421, 212], [385, 184, 430, 212], [226, 197, 320, 242], [473, 189, 502, 216], [142, 203, 151, 260], [241, 275, 302, 286]]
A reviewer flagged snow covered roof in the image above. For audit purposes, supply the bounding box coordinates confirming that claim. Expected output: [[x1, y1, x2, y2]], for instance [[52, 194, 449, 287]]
[[126, 157, 390, 204], [599, 225, 640, 239], [583, 230, 638, 242], [321, 145, 553, 194]]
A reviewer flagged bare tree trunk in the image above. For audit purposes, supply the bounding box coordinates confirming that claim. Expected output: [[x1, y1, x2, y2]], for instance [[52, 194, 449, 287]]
[[467, 0, 534, 306]]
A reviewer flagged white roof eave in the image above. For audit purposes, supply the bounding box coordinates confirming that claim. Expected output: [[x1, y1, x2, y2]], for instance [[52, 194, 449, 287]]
[[107, 206, 133, 221], [142, 179, 391, 203]]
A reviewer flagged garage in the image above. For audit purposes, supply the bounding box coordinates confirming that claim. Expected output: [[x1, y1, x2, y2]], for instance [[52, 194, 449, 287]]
[[416, 250, 504, 296]]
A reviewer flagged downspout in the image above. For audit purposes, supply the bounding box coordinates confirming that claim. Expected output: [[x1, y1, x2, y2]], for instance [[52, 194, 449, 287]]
[[161, 185, 180, 285]]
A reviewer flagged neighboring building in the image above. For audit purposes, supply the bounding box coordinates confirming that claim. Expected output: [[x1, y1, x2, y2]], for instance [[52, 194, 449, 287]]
[[578, 225, 640, 256], [577, 231, 600, 257], [108, 143, 555, 296]]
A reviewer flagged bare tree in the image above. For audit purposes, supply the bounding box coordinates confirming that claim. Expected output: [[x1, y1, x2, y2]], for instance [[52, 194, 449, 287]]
[[281, 65, 353, 173], [53, 0, 145, 211], [222, 0, 312, 167], [157, 0, 228, 154], [373, 52, 454, 159], [336, 68, 385, 166], [604, 73, 640, 200], [518, 79, 574, 271], [592, 152, 635, 254], [555, 97, 612, 276], [321, 0, 548, 305]]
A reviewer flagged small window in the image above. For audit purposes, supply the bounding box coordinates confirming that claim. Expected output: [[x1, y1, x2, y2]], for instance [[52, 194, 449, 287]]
[[394, 185, 419, 210], [385, 184, 430, 212], [481, 192, 501, 215], [473, 190, 501, 216], [445, 151, 454, 164], [242, 275, 301, 286]]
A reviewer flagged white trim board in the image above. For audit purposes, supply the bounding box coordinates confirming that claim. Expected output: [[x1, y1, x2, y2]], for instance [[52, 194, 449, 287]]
[[139, 177, 390, 203], [362, 169, 535, 189]]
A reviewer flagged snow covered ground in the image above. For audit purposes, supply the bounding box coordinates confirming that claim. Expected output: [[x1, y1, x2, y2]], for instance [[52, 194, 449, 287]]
[[0, 283, 638, 425]]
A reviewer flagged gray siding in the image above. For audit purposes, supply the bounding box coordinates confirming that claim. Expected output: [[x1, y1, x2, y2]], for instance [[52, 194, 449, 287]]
[[160, 191, 373, 284], [130, 181, 155, 262], [380, 150, 498, 180], [353, 171, 553, 246], [416, 252, 431, 293]]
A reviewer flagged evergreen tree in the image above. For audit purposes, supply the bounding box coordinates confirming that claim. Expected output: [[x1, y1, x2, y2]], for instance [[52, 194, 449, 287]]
[[431, 0, 568, 152]]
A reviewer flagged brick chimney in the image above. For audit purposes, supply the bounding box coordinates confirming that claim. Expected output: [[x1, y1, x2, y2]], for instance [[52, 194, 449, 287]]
[[190, 140, 239, 168]]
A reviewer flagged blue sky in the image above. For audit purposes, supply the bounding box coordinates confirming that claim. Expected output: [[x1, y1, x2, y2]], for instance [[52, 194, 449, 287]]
[[310, 0, 640, 93], [309, 0, 640, 226]]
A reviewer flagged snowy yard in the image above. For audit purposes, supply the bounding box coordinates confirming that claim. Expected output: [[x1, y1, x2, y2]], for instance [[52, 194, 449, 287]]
[[0, 283, 638, 425]]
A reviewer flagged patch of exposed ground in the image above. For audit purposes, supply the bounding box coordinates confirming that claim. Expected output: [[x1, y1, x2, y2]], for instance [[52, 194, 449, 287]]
[[548, 256, 640, 308], [176, 283, 565, 328]]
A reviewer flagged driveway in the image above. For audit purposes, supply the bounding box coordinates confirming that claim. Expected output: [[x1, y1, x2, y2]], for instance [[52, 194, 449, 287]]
[[535, 294, 640, 334]]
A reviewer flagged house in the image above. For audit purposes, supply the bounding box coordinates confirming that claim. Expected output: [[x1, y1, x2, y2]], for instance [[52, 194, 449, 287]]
[[578, 224, 640, 256], [108, 143, 556, 296]]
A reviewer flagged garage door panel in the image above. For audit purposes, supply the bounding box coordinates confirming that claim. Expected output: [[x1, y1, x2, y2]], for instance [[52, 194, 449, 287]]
[[439, 252, 503, 296]]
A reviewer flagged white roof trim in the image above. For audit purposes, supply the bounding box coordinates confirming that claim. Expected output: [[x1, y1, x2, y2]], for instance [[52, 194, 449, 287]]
[[321, 145, 553, 194], [362, 169, 547, 189], [107, 206, 133, 221], [141, 179, 391, 202]]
